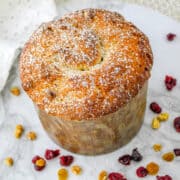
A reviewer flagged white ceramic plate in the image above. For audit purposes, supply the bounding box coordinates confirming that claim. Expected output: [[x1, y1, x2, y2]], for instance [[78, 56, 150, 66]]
[[0, 1, 180, 180]]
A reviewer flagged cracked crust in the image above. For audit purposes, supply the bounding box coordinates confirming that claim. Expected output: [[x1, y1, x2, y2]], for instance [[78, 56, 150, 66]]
[[20, 8, 153, 120]]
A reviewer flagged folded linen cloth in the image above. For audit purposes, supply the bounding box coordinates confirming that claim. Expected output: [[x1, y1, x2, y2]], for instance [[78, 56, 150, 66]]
[[0, 0, 57, 91]]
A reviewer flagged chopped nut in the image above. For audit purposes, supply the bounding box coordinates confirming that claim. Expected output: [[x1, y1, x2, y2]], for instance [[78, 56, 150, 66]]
[[157, 112, 169, 121], [10, 86, 20, 96], [4, 157, 14, 167], [153, 144, 162, 152], [162, 152, 174, 162], [71, 165, 82, 175], [26, 131, 37, 140], [151, 118, 160, 129], [57, 168, 68, 180], [98, 170, 108, 180]]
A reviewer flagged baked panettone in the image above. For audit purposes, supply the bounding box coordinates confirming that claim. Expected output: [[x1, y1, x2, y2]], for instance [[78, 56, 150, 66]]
[[20, 9, 153, 155]]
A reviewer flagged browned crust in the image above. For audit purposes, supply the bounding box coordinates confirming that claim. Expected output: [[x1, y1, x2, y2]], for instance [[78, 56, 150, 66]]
[[19, 8, 153, 120]]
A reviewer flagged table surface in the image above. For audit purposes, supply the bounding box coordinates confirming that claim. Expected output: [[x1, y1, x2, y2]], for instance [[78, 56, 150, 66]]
[[0, 1, 180, 180], [122, 0, 180, 21]]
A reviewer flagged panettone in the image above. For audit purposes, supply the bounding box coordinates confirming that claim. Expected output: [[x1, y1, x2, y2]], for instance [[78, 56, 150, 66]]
[[20, 9, 153, 155]]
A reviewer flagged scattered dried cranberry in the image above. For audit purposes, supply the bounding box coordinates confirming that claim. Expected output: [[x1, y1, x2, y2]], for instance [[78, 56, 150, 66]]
[[156, 175, 172, 180], [174, 117, 180, 133], [108, 172, 127, 180], [166, 33, 176, 41], [165, 75, 177, 91], [150, 102, 162, 113], [131, 148, 143, 162], [118, 155, 131, 166], [32, 155, 41, 164], [136, 167, 148, 177], [174, 148, 180, 156], [44, 149, 60, 160], [32, 155, 46, 171], [60, 155, 74, 166], [34, 165, 45, 171]]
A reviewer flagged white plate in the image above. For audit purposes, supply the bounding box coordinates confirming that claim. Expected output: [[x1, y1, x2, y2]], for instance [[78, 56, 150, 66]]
[[0, 1, 180, 180]]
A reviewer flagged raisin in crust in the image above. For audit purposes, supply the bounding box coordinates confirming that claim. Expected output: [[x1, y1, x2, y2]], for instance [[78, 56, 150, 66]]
[[20, 8, 153, 120], [20, 9, 153, 155]]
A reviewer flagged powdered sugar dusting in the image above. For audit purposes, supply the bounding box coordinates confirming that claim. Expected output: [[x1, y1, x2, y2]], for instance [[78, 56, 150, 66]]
[[19, 8, 153, 120]]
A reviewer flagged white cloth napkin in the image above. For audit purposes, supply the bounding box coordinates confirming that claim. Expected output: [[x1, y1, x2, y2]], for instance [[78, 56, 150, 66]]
[[0, 0, 57, 91]]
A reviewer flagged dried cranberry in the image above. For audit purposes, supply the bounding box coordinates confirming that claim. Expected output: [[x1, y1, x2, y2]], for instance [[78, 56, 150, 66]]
[[165, 76, 176, 85], [34, 164, 45, 171], [136, 167, 148, 177], [174, 148, 180, 156], [165, 75, 177, 91], [131, 148, 143, 162], [53, 149, 60, 156], [32, 156, 46, 171], [108, 172, 127, 180], [166, 33, 176, 41], [118, 154, 131, 165], [156, 175, 172, 180], [150, 102, 162, 113], [44, 149, 60, 160], [32, 155, 41, 164], [60, 155, 74, 166], [174, 117, 180, 133]]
